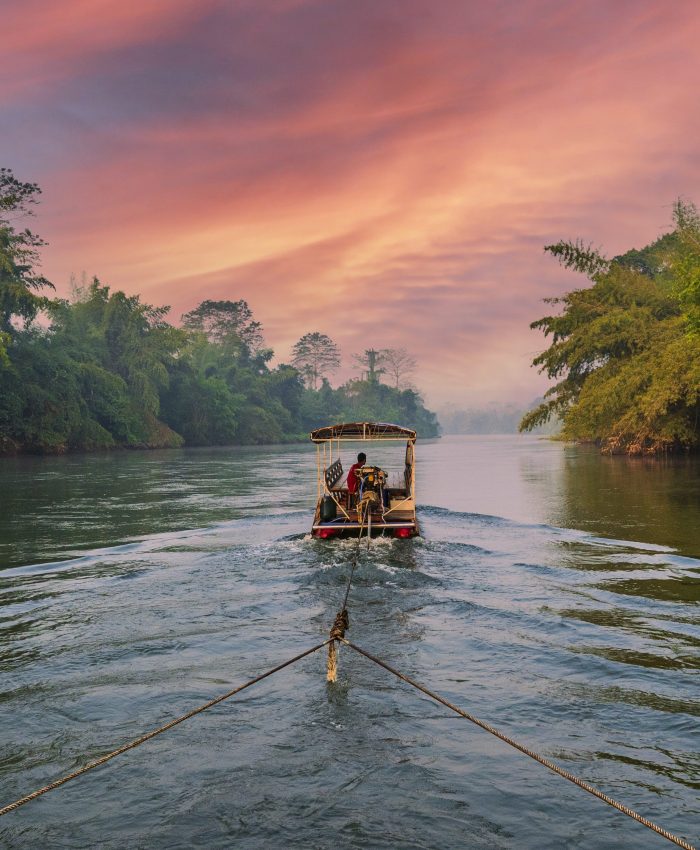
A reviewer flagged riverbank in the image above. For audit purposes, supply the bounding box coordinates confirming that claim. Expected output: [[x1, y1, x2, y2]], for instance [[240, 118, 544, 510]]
[[0, 431, 310, 457]]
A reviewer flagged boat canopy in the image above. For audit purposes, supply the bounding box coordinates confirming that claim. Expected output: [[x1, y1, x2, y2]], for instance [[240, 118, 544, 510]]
[[310, 422, 417, 443]]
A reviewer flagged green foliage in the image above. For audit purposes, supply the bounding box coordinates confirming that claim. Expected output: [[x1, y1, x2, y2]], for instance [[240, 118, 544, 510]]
[[0, 169, 439, 454], [353, 348, 385, 384], [544, 240, 610, 278], [298, 378, 439, 438], [0, 280, 185, 452], [181, 299, 264, 354], [667, 200, 700, 333], [522, 204, 700, 454], [160, 367, 238, 445], [0, 168, 54, 353], [0, 284, 439, 451], [291, 332, 340, 389]]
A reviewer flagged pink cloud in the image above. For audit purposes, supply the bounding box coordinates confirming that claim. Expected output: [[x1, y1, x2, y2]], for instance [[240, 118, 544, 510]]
[[3, 0, 700, 406], [0, 0, 203, 104]]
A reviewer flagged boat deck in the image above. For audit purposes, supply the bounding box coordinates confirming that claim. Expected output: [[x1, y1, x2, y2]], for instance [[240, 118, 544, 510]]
[[312, 508, 418, 538], [310, 421, 418, 539]]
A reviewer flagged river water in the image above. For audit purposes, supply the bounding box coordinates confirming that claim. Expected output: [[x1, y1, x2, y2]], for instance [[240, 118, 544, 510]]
[[0, 435, 698, 849]]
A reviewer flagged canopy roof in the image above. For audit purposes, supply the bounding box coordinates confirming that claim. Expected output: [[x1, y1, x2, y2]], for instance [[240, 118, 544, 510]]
[[310, 422, 417, 443]]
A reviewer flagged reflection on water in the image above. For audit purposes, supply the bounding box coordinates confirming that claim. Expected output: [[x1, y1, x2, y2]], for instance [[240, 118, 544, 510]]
[[419, 436, 700, 558], [0, 445, 316, 569], [0, 437, 698, 849], [554, 447, 700, 557]]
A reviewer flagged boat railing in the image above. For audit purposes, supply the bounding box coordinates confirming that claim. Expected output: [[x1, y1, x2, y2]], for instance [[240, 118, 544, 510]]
[[324, 458, 344, 491]]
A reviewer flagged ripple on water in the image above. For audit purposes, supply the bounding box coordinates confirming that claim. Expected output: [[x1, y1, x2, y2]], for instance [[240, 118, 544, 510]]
[[1, 445, 699, 849]]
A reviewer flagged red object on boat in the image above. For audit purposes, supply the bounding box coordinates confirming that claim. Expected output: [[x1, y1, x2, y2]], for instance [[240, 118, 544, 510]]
[[394, 527, 412, 538]]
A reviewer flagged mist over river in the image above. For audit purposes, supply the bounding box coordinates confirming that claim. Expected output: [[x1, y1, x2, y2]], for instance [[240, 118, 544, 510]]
[[0, 435, 698, 849]]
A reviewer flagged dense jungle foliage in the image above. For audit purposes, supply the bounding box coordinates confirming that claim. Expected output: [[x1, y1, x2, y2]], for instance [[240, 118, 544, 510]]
[[521, 201, 700, 454], [0, 170, 438, 454]]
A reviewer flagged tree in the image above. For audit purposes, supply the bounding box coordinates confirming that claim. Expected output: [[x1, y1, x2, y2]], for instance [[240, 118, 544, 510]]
[[543, 239, 609, 278], [0, 167, 441, 452], [352, 348, 385, 383], [101, 287, 179, 417], [0, 168, 54, 359], [667, 199, 700, 333], [181, 299, 264, 356], [291, 332, 340, 389], [520, 208, 700, 454], [381, 347, 417, 389], [59, 279, 184, 441]]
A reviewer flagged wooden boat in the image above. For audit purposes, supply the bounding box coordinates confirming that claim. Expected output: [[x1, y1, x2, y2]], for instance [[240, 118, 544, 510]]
[[310, 422, 419, 539]]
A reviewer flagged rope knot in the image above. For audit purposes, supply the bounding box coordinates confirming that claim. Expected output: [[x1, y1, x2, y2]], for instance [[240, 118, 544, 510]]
[[329, 608, 349, 641], [327, 608, 349, 682]]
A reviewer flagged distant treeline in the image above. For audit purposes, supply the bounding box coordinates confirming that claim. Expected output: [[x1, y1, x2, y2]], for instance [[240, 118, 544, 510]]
[[439, 401, 557, 435], [521, 201, 700, 454], [0, 169, 438, 455]]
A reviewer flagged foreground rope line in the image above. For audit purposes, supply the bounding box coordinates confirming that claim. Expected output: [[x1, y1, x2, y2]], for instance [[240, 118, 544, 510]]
[[342, 638, 696, 850], [326, 558, 356, 682], [0, 640, 329, 818], [326, 511, 366, 681], [326, 609, 349, 682]]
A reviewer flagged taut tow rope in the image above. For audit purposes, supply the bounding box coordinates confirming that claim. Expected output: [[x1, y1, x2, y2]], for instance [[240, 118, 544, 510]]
[[326, 503, 367, 682], [339, 637, 697, 850], [320, 515, 696, 848], [2, 536, 695, 849], [0, 640, 329, 819]]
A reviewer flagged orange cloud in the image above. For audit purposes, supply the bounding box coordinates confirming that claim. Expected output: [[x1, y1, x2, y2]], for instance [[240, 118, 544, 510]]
[[4, 0, 700, 406]]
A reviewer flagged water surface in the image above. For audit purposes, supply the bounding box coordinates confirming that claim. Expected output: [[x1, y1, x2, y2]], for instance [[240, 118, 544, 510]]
[[0, 436, 698, 848]]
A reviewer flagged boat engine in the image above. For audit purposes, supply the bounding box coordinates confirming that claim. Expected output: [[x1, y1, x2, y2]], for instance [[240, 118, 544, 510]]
[[357, 465, 386, 492]]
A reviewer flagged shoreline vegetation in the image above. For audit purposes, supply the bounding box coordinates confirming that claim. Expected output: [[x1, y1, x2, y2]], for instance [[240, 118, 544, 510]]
[[3, 168, 698, 458], [520, 201, 700, 455], [0, 169, 438, 456]]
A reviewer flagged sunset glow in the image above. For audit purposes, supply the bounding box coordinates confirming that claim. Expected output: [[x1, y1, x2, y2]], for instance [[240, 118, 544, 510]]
[[3, 0, 700, 406]]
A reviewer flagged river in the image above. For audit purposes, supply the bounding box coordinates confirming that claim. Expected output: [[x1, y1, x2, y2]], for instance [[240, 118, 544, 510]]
[[0, 435, 698, 849]]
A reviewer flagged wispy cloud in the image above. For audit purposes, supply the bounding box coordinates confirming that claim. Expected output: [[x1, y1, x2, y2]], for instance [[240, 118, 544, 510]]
[[3, 0, 699, 404]]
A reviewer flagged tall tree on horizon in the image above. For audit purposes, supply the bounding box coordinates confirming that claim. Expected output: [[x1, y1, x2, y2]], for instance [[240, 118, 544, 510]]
[[381, 347, 417, 389], [291, 332, 340, 389], [181, 299, 264, 356], [352, 348, 386, 384]]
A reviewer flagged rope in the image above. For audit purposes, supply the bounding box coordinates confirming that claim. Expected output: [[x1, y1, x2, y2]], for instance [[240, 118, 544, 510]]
[[326, 609, 350, 682], [0, 640, 329, 818], [356, 487, 379, 552], [326, 551, 359, 682], [342, 639, 696, 850], [326, 502, 368, 681], [341, 555, 359, 612]]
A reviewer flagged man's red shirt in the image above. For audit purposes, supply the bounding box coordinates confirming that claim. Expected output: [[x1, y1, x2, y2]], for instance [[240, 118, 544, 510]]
[[346, 462, 363, 493]]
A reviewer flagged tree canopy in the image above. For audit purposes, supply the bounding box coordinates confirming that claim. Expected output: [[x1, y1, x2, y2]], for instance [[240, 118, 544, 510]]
[[381, 348, 417, 389], [181, 299, 264, 355], [291, 332, 341, 390], [0, 168, 54, 360], [0, 170, 438, 453], [521, 202, 700, 454], [352, 348, 385, 384]]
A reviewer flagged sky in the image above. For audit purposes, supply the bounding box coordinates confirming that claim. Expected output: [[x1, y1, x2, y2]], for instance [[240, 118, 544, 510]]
[[2, 0, 700, 408]]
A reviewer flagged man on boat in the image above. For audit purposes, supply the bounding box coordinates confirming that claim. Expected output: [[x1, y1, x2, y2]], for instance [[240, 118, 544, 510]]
[[346, 452, 366, 502]]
